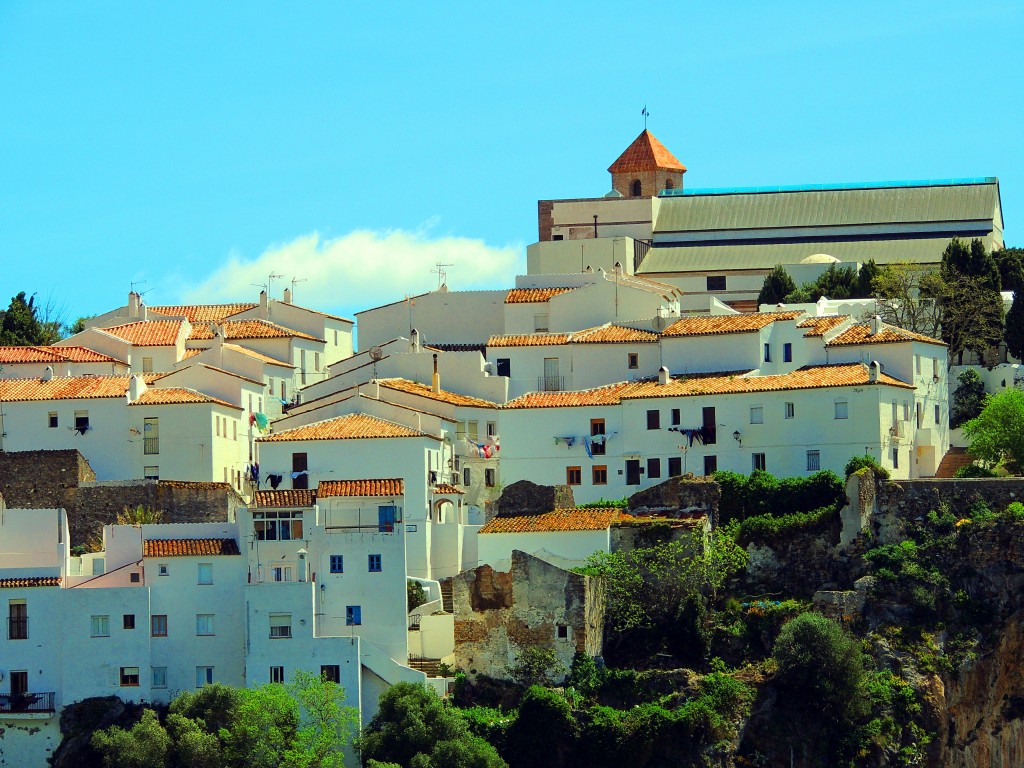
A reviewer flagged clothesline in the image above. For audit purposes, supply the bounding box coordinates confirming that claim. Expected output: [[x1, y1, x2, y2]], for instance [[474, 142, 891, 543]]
[[463, 435, 500, 458], [553, 432, 619, 459]]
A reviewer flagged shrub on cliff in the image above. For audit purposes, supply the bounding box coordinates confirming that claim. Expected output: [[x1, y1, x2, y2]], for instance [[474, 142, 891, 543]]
[[844, 454, 890, 479]]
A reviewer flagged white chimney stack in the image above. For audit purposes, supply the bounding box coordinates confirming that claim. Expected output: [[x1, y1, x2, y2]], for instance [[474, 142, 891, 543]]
[[432, 353, 440, 393], [870, 315, 883, 335], [410, 328, 420, 353], [259, 290, 269, 316], [283, 288, 292, 304], [868, 360, 880, 383], [128, 374, 147, 402], [128, 292, 140, 318], [658, 366, 670, 385], [42, 366, 53, 382]]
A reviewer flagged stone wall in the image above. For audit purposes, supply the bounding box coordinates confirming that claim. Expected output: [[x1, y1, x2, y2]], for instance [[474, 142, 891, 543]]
[[627, 474, 720, 524], [492, 480, 575, 520], [0, 449, 96, 509], [453, 550, 604, 680]]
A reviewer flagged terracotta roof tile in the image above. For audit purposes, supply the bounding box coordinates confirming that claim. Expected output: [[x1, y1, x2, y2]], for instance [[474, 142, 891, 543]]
[[150, 304, 258, 323], [317, 479, 404, 497], [188, 325, 216, 340], [143, 538, 240, 557], [826, 323, 946, 347], [130, 387, 241, 410], [0, 374, 161, 403], [661, 311, 803, 337], [257, 413, 431, 442], [182, 348, 204, 359], [433, 484, 465, 495], [480, 508, 625, 534], [0, 346, 124, 365], [222, 319, 322, 342], [0, 576, 61, 589], [254, 490, 317, 508], [488, 324, 658, 348], [102, 321, 184, 347], [222, 344, 294, 367], [608, 130, 686, 173], [797, 316, 850, 337], [504, 287, 576, 304], [503, 382, 633, 409], [378, 378, 498, 408], [487, 333, 572, 348]]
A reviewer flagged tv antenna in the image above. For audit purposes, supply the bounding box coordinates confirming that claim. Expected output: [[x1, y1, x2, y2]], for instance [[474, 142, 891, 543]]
[[252, 273, 285, 296], [290, 276, 308, 299], [369, 346, 384, 379], [431, 262, 453, 290], [130, 280, 153, 296]]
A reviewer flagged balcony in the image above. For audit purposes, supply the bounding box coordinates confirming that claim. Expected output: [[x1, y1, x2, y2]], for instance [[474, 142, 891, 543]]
[[0, 692, 56, 715], [538, 375, 564, 392], [7, 616, 27, 640]]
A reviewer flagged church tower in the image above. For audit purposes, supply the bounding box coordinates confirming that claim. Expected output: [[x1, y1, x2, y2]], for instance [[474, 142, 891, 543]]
[[608, 130, 686, 198]]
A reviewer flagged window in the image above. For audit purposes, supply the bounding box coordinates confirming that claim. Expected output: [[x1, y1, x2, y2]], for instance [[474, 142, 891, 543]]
[[123, 614, 135, 630], [130, 572, 140, 583], [48, 412, 58, 428], [592, 465, 608, 485], [763, 344, 771, 363], [314, 352, 320, 371], [627, 352, 639, 370], [8, 600, 27, 640], [647, 458, 661, 479], [834, 401, 848, 420], [542, 358, 559, 391], [197, 563, 213, 585], [485, 468, 496, 487], [142, 416, 159, 454], [152, 667, 167, 688], [671, 408, 680, 426], [630, 179, 642, 197], [785, 402, 795, 419], [806, 450, 821, 471], [196, 667, 214, 687], [749, 406, 763, 424], [253, 511, 303, 541], [346, 606, 362, 626], [495, 358, 510, 377], [158, 564, 168, 576], [646, 410, 660, 430], [91, 615, 110, 637], [10, 670, 27, 697], [706, 275, 727, 291], [368, 554, 382, 573], [330, 555, 344, 573], [292, 452, 308, 490], [151, 615, 167, 637], [269, 614, 292, 639], [703, 455, 718, 475], [915, 354, 921, 375], [144, 466, 159, 480], [463, 466, 471, 486], [552, 234, 564, 241], [892, 447, 899, 469], [300, 350, 307, 384], [557, 624, 569, 640], [668, 457, 682, 477], [281, 380, 287, 400], [566, 466, 581, 485], [935, 404, 941, 425], [702, 407, 717, 444], [321, 665, 340, 683], [271, 565, 294, 582], [196, 614, 214, 636], [120, 667, 140, 687], [467, 420, 479, 441], [74, 410, 90, 433], [270, 666, 285, 684], [932, 358, 939, 379], [487, 421, 497, 437], [534, 314, 549, 332], [752, 453, 767, 472], [590, 419, 606, 455], [903, 401, 910, 421], [783, 343, 792, 363]]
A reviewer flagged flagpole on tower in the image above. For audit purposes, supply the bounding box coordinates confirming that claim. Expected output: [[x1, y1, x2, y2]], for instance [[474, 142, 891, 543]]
[[641, 104, 649, 129]]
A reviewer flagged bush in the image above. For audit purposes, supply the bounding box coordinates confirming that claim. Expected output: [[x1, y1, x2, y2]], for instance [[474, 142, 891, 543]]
[[845, 454, 891, 479], [954, 463, 998, 478], [576, 497, 629, 509], [407, 580, 428, 612], [1004, 501, 1024, 521], [713, 469, 844, 526], [737, 506, 836, 546]]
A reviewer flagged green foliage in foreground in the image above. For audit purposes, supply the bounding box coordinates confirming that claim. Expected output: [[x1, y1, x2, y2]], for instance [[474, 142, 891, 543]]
[[844, 454, 890, 480], [736, 505, 837, 547], [91, 673, 357, 768], [964, 387, 1024, 471], [575, 497, 629, 509], [713, 469, 845, 526]]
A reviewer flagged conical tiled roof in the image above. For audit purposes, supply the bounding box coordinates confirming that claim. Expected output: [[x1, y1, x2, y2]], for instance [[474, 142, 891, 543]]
[[608, 130, 686, 173]]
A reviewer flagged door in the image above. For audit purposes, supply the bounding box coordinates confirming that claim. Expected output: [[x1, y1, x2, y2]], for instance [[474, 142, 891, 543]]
[[292, 453, 308, 490], [543, 358, 560, 391], [10, 670, 28, 696], [625, 459, 641, 485], [378, 505, 396, 533], [702, 407, 717, 444]]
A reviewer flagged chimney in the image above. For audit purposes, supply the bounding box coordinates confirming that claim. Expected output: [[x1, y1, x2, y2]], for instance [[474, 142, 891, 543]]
[[128, 292, 140, 318], [283, 287, 292, 304], [140, 303, 148, 321], [870, 315, 883, 335], [128, 374, 147, 402], [658, 366, 670, 386], [410, 328, 420, 352], [432, 353, 440, 393], [42, 366, 53, 382], [259, 290, 269, 317], [868, 360, 880, 383]]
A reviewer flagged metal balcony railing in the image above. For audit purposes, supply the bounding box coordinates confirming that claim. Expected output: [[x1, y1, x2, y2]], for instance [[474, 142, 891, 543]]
[[538, 375, 564, 392], [0, 691, 55, 714]]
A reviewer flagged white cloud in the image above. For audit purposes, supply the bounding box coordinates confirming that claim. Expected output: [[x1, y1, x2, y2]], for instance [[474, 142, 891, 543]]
[[178, 228, 524, 316]]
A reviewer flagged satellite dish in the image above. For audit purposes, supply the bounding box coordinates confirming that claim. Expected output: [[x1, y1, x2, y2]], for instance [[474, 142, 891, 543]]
[[369, 346, 384, 362]]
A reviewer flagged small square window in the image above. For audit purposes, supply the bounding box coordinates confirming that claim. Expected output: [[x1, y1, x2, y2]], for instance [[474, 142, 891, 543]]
[[130, 572, 140, 583], [346, 606, 362, 626], [151, 615, 167, 637], [330, 555, 344, 573], [534, 314, 549, 332], [158, 564, 168, 576], [750, 406, 763, 424], [671, 408, 680, 426], [763, 344, 771, 363], [91, 615, 109, 637], [646, 410, 660, 430], [807, 450, 821, 471], [783, 343, 792, 363], [485, 468, 496, 487], [834, 401, 849, 420], [48, 412, 58, 428], [269, 614, 292, 638], [321, 665, 340, 683], [120, 667, 140, 687], [592, 465, 608, 485], [752, 453, 767, 472], [556, 624, 569, 640], [196, 666, 214, 687], [368, 554, 382, 573], [703, 455, 718, 475], [566, 466, 581, 485], [196, 614, 214, 636], [668, 457, 682, 477], [123, 614, 135, 630], [627, 353, 639, 370], [892, 447, 899, 469], [647, 458, 661, 479], [784, 402, 795, 419], [270, 666, 285, 684], [74, 410, 90, 432], [198, 563, 213, 585], [152, 667, 167, 688], [706, 275, 727, 291], [144, 466, 159, 481]]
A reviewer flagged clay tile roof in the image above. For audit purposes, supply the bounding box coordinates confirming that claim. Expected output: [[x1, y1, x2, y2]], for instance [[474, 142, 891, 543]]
[[377, 378, 498, 408], [608, 130, 687, 173], [257, 413, 430, 442], [504, 287, 576, 304], [503, 382, 633, 409], [317, 479, 404, 497], [182, 348, 204, 359], [103, 320, 184, 347], [0, 576, 61, 589], [150, 303, 258, 323], [0, 374, 160, 403], [433, 484, 465, 495], [571, 324, 659, 344], [487, 333, 572, 348], [826, 323, 946, 347], [222, 319, 322, 342], [480, 507, 625, 534], [797, 316, 850, 337], [129, 387, 240, 409], [143, 538, 240, 557], [222, 344, 294, 367], [661, 311, 803, 337], [188, 325, 216, 340], [0, 346, 124, 365], [254, 489, 317, 508]]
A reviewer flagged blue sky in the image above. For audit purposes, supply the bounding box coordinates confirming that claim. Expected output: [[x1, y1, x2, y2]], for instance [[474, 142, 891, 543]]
[[1, 2, 1020, 327]]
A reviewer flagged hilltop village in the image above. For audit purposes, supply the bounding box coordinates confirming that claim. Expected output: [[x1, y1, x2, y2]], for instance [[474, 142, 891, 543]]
[[1, 132, 1020, 767]]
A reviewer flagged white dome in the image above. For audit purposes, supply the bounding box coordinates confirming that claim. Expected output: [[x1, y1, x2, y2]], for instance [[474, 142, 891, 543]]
[[800, 253, 840, 264]]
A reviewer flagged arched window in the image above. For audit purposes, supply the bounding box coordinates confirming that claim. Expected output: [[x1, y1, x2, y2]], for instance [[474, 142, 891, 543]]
[[664, 178, 674, 190], [630, 179, 642, 197]]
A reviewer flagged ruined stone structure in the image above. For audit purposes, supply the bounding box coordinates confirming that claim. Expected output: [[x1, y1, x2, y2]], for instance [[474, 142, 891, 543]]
[[491, 479, 575, 520], [453, 550, 604, 679]]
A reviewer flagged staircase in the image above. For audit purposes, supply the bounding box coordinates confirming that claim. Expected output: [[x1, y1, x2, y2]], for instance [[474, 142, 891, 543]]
[[935, 448, 974, 478], [407, 658, 445, 678], [439, 578, 454, 613]]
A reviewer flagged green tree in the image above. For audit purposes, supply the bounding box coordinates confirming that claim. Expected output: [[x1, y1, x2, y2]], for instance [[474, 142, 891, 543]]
[[963, 388, 1024, 471], [941, 238, 1004, 363], [407, 579, 428, 612], [1005, 290, 1024, 361], [871, 262, 945, 337], [360, 682, 506, 768], [0, 291, 64, 345], [504, 686, 577, 768], [221, 684, 299, 768], [506, 646, 567, 688], [284, 670, 359, 768], [756, 265, 796, 307], [92, 708, 171, 768], [856, 259, 880, 298], [994, 247, 1024, 293], [950, 368, 987, 428]]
